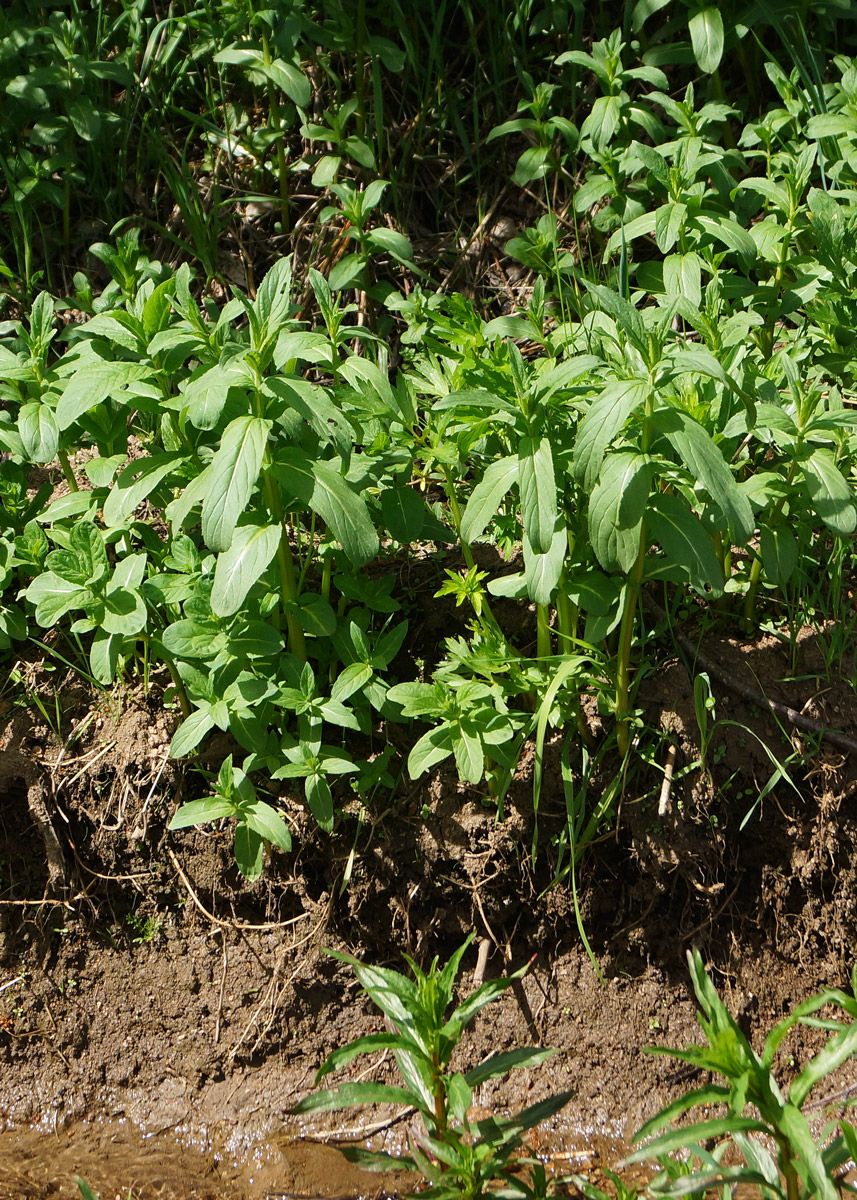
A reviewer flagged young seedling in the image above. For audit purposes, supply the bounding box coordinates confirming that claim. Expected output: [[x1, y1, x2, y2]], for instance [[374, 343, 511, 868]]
[[295, 934, 573, 1200]]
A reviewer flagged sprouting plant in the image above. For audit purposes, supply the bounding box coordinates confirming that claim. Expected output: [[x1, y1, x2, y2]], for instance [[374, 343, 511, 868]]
[[295, 933, 572, 1200], [624, 949, 857, 1200], [168, 754, 291, 880]]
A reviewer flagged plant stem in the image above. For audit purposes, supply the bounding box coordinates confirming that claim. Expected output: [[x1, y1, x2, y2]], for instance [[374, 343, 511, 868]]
[[440, 465, 502, 636], [536, 603, 551, 659], [616, 527, 646, 757], [58, 449, 78, 492], [264, 472, 306, 660]]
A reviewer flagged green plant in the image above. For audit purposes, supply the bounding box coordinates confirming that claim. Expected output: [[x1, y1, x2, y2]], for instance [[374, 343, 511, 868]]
[[168, 753, 291, 881], [624, 949, 857, 1200], [294, 934, 572, 1200]]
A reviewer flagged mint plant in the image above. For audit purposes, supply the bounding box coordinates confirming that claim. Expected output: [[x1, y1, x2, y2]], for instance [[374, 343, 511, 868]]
[[295, 934, 572, 1200]]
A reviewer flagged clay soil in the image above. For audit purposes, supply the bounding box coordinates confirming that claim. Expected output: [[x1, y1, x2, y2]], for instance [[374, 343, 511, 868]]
[[2, 599, 857, 1199]]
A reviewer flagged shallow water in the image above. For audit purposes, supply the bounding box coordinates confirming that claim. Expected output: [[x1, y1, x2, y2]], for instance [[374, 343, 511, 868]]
[[0, 1116, 631, 1200]]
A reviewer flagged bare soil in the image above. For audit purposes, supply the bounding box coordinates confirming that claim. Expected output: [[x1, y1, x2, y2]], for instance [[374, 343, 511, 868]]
[[2, 602, 857, 1199]]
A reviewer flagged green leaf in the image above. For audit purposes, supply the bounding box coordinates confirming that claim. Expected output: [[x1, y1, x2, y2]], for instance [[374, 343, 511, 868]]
[[380, 484, 424, 542], [88, 630, 123, 685], [688, 6, 724, 73], [272, 450, 379, 565], [464, 1047, 555, 1088], [331, 662, 373, 703], [305, 773, 334, 831], [202, 415, 271, 552], [655, 201, 687, 253], [102, 586, 147, 636], [653, 409, 753, 542], [760, 526, 798, 587], [663, 253, 702, 307], [18, 402, 58, 463], [589, 452, 650, 574], [244, 799, 292, 852], [103, 453, 185, 528], [296, 593, 337, 637], [294, 1082, 418, 1114], [234, 822, 264, 880], [801, 450, 857, 536], [461, 456, 519, 543], [518, 435, 556, 555], [168, 796, 234, 829], [25, 572, 89, 625], [573, 379, 651, 491], [257, 57, 310, 108], [170, 709, 216, 757], [453, 725, 484, 784], [210, 522, 281, 617], [182, 361, 249, 430], [408, 725, 454, 778], [524, 519, 566, 605], [646, 494, 724, 596], [56, 359, 154, 430]]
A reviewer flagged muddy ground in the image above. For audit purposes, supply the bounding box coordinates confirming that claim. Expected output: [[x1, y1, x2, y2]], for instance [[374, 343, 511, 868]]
[[1, 599, 857, 1199]]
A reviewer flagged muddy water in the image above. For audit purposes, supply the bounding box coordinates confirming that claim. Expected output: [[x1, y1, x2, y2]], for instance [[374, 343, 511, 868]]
[[0, 1117, 630, 1200]]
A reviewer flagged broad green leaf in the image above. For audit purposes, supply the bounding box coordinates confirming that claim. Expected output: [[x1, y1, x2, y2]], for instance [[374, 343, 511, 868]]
[[87, 631, 121, 684], [464, 1047, 555, 1088], [760, 526, 798, 587], [331, 662, 373, 703], [573, 379, 651, 490], [294, 1082, 419, 1114], [653, 409, 753, 542], [166, 465, 212, 530], [56, 359, 154, 429], [655, 201, 687, 253], [102, 587, 147, 636], [170, 708, 216, 757], [588, 452, 650, 573], [256, 57, 310, 108], [524, 519, 566, 604], [18, 402, 58, 463], [168, 796, 234, 829], [163, 619, 227, 659], [688, 6, 724, 73], [182, 361, 249, 430], [296, 594, 337, 637], [647, 494, 724, 597], [109, 553, 147, 593], [201, 415, 271, 552], [461, 456, 519, 543], [801, 450, 857, 535], [453, 724, 484, 784], [103, 453, 185, 528], [380, 485, 424, 542], [693, 214, 756, 262], [25, 572, 89, 624], [518, 435, 556, 554], [305, 773, 334, 831], [663, 253, 702, 307], [368, 227, 414, 262], [244, 799, 292, 852], [408, 725, 454, 778], [234, 823, 264, 881], [210, 522, 281, 617], [634, 141, 670, 186], [272, 449, 379, 565]]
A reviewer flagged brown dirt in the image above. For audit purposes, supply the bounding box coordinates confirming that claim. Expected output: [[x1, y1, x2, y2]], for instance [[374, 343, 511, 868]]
[[1, 607, 857, 1199]]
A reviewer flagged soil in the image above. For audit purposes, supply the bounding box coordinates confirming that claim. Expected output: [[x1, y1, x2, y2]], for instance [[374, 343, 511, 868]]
[[2, 596, 857, 1199]]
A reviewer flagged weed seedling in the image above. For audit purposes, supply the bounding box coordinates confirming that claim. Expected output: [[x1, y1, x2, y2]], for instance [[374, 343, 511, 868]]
[[295, 933, 572, 1200]]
